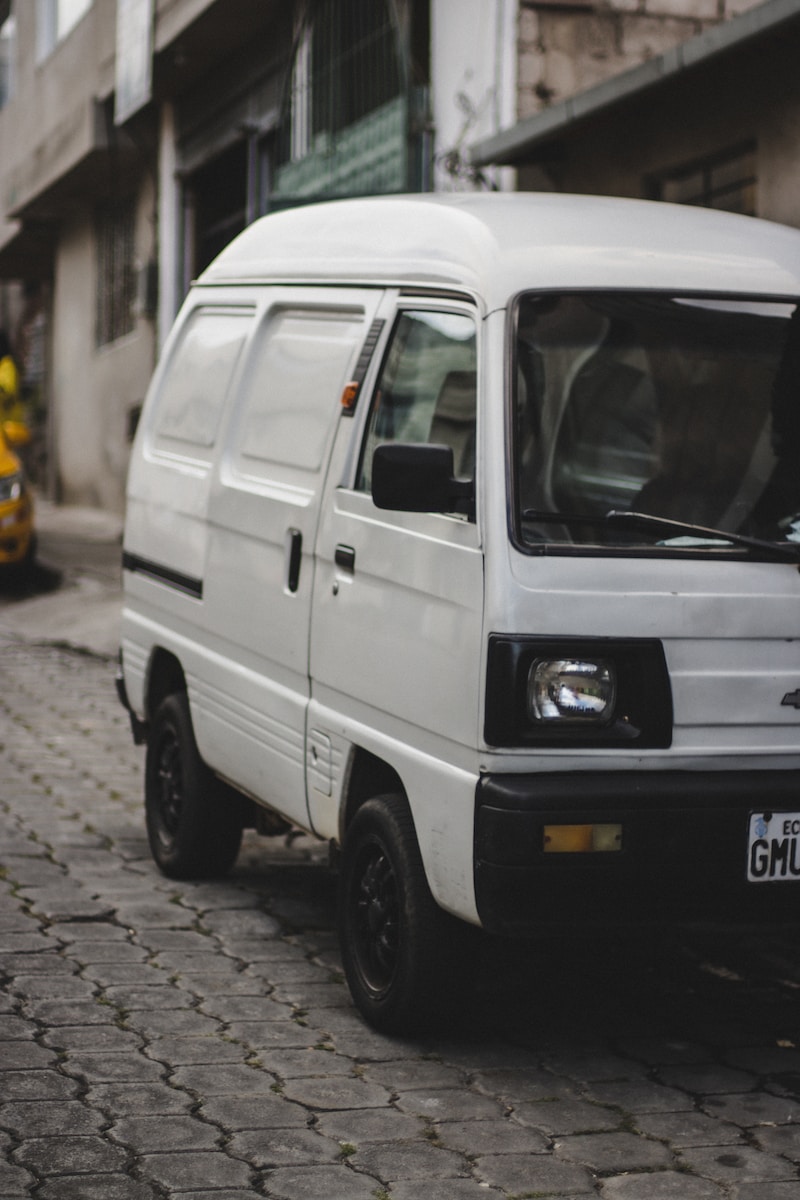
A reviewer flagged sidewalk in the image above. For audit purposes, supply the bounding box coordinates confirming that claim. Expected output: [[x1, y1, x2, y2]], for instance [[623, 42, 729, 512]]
[[0, 499, 124, 659]]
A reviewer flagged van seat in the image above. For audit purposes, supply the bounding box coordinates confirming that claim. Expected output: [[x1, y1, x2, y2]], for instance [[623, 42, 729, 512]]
[[429, 370, 477, 479]]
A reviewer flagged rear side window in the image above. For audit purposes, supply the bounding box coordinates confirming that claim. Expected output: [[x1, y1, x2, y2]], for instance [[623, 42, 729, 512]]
[[152, 308, 252, 453]]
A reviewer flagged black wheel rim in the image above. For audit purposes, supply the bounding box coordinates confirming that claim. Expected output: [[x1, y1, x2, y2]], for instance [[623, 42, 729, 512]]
[[350, 838, 400, 997], [152, 726, 183, 845]]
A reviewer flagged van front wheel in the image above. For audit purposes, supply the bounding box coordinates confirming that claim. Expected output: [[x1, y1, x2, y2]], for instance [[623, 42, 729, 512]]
[[145, 692, 243, 879], [338, 794, 464, 1034]]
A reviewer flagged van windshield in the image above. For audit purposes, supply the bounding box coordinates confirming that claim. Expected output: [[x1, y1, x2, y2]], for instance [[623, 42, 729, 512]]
[[514, 292, 800, 556]]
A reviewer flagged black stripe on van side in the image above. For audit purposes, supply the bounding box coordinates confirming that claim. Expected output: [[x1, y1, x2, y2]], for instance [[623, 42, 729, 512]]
[[122, 551, 203, 600]]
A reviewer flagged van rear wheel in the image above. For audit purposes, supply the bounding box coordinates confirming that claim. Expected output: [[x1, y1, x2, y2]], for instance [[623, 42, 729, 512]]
[[145, 691, 243, 879], [338, 794, 465, 1034]]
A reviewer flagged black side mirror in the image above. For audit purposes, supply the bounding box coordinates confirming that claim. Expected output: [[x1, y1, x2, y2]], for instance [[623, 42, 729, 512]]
[[371, 443, 474, 517]]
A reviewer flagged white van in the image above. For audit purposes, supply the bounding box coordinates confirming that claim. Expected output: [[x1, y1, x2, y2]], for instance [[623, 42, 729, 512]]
[[118, 193, 800, 1031]]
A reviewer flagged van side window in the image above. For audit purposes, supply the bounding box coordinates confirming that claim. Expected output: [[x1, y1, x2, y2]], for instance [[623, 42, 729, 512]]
[[356, 310, 477, 493], [152, 309, 252, 452]]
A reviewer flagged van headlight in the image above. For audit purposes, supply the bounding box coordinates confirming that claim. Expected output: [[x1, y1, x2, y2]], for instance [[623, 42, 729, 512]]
[[485, 636, 673, 748], [528, 658, 616, 724], [0, 471, 23, 503]]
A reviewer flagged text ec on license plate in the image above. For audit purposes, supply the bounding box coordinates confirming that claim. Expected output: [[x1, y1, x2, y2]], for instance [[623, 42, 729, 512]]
[[747, 811, 800, 882]]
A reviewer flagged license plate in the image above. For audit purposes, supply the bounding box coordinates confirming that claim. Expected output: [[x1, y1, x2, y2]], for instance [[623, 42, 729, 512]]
[[747, 811, 800, 882]]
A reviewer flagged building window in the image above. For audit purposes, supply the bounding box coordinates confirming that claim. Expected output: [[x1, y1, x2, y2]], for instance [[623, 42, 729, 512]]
[[36, 0, 91, 60], [96, 201, 136, 347], [0, 11, 15, 107], [654, 144, 756, 216], [281, 0, 403, 164]]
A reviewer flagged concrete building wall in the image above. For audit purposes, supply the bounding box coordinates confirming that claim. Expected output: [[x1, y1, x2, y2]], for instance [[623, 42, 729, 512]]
[[430, 0, 518, 190], [516, 32, 800, 229], [516, 0, 766, 120], [0, 0, 150, 511], [3, 3, 114, 215], [52, 175, 155, 511]]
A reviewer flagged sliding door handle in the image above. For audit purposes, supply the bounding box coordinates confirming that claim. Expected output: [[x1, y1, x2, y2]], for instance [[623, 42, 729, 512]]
[[286, 528, 302, 593], [334, 543, 356, 573]]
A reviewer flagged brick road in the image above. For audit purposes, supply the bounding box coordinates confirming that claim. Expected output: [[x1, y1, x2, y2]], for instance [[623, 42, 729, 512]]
[[2, 633, 800, 1199]]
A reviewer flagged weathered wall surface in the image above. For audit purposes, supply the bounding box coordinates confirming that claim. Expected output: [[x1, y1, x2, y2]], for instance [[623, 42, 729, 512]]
[[516, 0, 765, 119]]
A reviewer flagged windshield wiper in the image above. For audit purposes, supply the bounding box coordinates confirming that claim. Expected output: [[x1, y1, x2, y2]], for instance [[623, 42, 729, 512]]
[[522, 508, 800, 562], [606, 511, 800, 561]]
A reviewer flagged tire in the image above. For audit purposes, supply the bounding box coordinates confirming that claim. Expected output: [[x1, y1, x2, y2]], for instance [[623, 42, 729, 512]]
[[145, 691, 243, 879], [338, 794, 466, 1034]]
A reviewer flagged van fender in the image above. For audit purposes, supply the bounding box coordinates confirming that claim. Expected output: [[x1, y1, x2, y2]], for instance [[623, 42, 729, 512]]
[[306, 710, 480, 925]]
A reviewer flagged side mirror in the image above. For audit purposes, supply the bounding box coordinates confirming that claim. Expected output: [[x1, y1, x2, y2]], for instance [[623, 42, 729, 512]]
[[371, 443, 474, 517]]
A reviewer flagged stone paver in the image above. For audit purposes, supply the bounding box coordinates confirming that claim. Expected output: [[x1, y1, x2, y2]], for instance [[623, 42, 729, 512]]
[[0, 1100, 106, 1138], [36, 1178, 157, 1200], [678, 1145, 798, 1184], [1, 634, 800, 1198], [12, 1135, 131, 1175], [137, 1151, 254, 1191], [261, 1165, 380, 1199], [554, 1131, 672, 1172], [600, 1172, 725, 1199]]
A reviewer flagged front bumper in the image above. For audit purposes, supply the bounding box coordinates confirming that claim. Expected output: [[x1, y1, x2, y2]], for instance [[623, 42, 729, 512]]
[[475, 770, 800, 933]]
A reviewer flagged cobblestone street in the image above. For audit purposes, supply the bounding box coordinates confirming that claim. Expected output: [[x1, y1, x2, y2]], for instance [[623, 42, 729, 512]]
[[2, 633, 800, 1199]]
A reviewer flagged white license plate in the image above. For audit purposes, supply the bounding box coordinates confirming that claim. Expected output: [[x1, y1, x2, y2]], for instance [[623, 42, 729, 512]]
[[747, 811, 800, 882]]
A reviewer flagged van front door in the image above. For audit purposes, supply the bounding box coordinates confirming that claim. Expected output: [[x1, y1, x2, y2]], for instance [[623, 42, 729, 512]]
[[308, 300, 484, 872]]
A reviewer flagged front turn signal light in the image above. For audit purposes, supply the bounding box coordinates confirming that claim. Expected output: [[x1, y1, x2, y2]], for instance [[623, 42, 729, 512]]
[[543, 823, 622, 853]]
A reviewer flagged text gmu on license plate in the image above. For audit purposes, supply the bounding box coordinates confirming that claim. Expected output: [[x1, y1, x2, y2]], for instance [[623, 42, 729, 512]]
[[747, 811, 800, 882]]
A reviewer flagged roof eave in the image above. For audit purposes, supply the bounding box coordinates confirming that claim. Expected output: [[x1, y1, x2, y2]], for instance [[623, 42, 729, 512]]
[[469, 0, 800, 168]]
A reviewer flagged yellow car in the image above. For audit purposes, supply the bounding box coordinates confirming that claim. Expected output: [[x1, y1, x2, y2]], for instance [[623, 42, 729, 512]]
[[0, 420, 35, 571]]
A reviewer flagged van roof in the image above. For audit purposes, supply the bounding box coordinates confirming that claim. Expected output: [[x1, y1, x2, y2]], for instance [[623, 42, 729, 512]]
[[198, 192, 800, 306]]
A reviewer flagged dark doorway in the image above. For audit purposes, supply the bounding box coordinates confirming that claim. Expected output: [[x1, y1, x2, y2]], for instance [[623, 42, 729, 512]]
[[190, 140, 248, 275]]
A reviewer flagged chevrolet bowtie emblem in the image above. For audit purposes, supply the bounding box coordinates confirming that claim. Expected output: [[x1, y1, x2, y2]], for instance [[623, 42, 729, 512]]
[[781, 689, 800, 709]]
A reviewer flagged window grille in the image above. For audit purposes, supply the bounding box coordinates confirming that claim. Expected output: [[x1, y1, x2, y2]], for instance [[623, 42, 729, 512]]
[[280, 0, 403, 166], [96, 201, 136, 347]]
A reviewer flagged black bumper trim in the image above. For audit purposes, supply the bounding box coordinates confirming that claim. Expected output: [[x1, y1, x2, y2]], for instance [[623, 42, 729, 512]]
[[474, 769, 800, 932]]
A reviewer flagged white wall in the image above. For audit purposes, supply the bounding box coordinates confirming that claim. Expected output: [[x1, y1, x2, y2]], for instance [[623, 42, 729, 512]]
[[430, 0, 517, 192], [52, 178, 156, 512]]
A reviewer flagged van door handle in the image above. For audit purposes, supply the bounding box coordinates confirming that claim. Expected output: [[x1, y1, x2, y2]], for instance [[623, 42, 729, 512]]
[[334, 544, 356, 573], [287, 528, 302, 593]]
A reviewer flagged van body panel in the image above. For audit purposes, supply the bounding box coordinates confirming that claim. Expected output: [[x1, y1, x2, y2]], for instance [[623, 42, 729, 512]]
[[122, 296, 259, 727], [485, 552, 800, 767], [119, 194, 800, 1031], [308, 488, 484, 894], [310, 490, 483, 744], [305, 696, 481, 922], [190, 289, 382, 826], [199, 194, 800, 306]]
